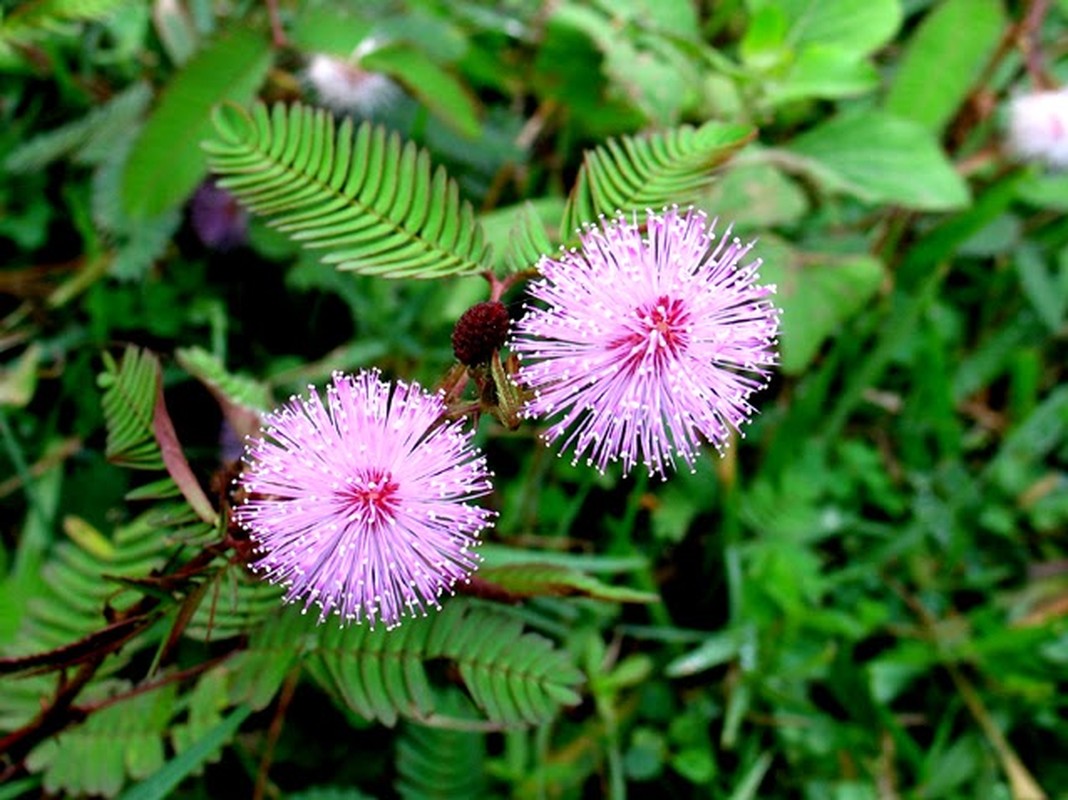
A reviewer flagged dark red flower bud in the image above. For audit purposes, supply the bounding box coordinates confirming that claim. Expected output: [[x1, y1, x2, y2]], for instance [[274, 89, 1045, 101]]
[[451, 301, 510, 366]]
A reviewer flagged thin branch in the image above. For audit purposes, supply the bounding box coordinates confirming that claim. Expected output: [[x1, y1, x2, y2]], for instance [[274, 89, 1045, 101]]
[[0, 655, 105, 766], [76, 653, 236, 715], [253, 667, 300, 800], [264, 0, 287, 48]]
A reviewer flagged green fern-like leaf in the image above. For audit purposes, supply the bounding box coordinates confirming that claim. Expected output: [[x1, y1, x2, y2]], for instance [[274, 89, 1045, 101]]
[[184, 567, 285, 643], [477, 198, 563, 275], [0, 0, 134, 64], [175, 347, 270, 440], [304, 599, 583, 727], [289, 787, 378, 800], [500, 201, 556, 274], [395, 719, 487, 800], [92, 128, 183, 281], [202, 101, 493, 279], [1, 510, 177, 665], [169, 669, 230, 773], [25, 681, 175, 798], [3, 82, 151, 173], [228, 609, 304, 711], [109, 209, 182, 281], [1, 0, 132, 29], [98, 346, 163, 470], [559, 121, 756, 237]]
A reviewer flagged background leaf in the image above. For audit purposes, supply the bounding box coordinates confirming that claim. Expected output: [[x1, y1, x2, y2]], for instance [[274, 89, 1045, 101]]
[[478, 563, 659, 604], [360, 44, 481, 139], [784, 111, 971, 210], [885, 0, 1006, 133], [758, 239, 886, 374], [120, 28, 272, 218]]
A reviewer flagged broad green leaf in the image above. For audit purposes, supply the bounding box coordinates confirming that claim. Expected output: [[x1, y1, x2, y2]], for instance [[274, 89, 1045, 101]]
[[121, 28, 272, 218], [531, 9, 646, 136], [549, 3, 697, 124], [757, 237, 885, 374], [1014, 244, 1068, 333], [784, 111, 970, 210], [666, 629, 747, 677], [478, 563, 659, 603], [603, 0, 700, 39], [885, 0, 1005, 133], [480, 544, 648, 574], [373, 9, 469, 64], [604, 36, 694, 125], [702, 162, 808, 228], [766, 45, 879, 104], [361, 43, 481, 138], [0, 343, 41, 408], [1016, 171, 1068, 211], [759, 0, 902, 56], [740, 5, 787, 67], [288, 6, 373, 55], [396, 722, 487, 800], [743, 0, 900, 106]]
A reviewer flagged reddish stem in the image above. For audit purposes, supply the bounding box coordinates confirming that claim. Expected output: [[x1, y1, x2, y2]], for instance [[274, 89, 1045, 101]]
[[265, 0, 287, 48]]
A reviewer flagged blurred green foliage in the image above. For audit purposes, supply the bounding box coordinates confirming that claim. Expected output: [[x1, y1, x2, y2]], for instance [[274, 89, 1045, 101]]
[[1, 0, 1067, 798]]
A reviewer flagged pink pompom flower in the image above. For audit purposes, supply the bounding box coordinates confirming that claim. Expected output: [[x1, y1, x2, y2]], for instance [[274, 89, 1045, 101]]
[[234, 370, 496, 629], [511, 208, 780, 477], [304, 52, 399, 118], [1006, 87, 1068, 169]]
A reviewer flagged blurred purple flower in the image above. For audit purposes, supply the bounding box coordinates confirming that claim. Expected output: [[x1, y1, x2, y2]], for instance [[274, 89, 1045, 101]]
[[190, 180, 248, 250], [234, 370, 496, 628], [511, 208, 780, 477]]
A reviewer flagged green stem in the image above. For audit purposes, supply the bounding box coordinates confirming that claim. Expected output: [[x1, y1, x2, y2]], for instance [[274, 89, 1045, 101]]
[[0, 407, 49, 534]]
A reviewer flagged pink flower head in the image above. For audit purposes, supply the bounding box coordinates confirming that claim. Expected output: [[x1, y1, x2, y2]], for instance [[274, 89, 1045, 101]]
[[304, 52, 399, 118], [1007, 87, 1068, 169], [511, 208, 779, 476], [234, 370, 495, 629]]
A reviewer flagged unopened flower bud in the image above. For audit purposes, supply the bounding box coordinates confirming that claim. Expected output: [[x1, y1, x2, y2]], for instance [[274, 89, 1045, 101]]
[[452, 301, 511, 366]]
